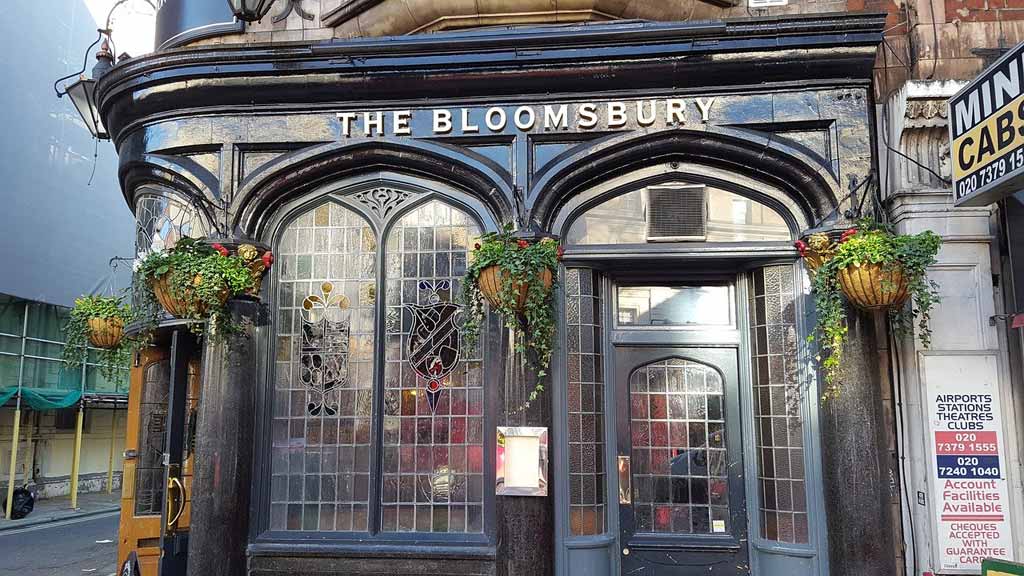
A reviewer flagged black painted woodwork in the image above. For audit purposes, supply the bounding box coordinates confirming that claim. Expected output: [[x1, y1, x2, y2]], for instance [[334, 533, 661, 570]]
[[160, 329, 196, 575], [96, 11, 896, 576], [187, 300, 260, 576]]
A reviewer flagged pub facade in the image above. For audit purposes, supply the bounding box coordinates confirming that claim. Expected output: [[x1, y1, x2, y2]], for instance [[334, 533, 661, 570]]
[[94, 2, 968, 575]]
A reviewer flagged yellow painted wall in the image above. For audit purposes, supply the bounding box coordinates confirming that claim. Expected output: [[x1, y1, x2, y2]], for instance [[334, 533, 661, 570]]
[[0, 406, 126, 497]]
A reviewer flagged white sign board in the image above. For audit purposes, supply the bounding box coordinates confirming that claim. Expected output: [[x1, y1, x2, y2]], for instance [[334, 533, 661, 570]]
[[749, 0, 789, 6], [924, 355, 1014, 572]]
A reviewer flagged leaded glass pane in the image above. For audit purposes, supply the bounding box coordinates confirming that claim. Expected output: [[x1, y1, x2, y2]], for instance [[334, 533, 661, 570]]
[[381, 200, 484, 534], [271, 202, 376, 532], [629, 359, 729, 535], [136, 360, 169, 516], [566, 187, 790, 245], [748, 265, 807, 543], [567, 268, 606, 536], [134, 191, 208, 255]]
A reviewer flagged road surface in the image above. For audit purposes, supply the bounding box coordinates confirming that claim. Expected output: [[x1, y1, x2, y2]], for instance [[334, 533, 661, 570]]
[[0, 512, 119, 576]]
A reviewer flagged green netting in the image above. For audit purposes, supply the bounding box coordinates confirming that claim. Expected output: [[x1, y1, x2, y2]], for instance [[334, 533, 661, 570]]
[[21, 387, 82, 410], [0, 386, 82, 410], [0, 386, 16, 406]]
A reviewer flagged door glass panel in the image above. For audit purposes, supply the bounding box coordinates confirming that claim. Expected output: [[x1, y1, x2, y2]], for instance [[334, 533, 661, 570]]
[[616, 286, 732, 327], [135, 360, 169, 516], [629, 359, 729, 534]]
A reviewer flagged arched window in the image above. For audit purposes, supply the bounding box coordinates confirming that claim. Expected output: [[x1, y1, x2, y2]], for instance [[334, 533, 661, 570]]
[[268, 192, 489, 537], [271, 202, 377, 531], [565, 185, 790, 245]]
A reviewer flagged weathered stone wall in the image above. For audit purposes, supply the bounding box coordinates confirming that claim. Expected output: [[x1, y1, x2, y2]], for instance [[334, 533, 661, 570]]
[[173, 0, 1024, 109], [181, 0, 868, 47], [876, 0, 1024, 99]]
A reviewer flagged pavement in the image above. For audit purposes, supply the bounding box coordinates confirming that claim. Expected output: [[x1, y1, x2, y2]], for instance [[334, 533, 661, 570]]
[[0, 512, 119, 576], [0, 490, 120, 532]]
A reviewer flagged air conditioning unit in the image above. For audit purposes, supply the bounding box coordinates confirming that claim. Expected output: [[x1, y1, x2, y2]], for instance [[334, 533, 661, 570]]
[[645, 185, 707, 242]]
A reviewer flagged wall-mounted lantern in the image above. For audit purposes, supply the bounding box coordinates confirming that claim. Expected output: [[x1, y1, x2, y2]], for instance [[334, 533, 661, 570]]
[[55, 0, 158, 140], [226, 0, 276, 22], [59, 39, 114, 140], [496, 427, 548, 496]]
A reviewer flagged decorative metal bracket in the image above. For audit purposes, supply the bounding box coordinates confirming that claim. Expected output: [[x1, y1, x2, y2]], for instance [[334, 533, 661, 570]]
[[273, 0, 315, 23]]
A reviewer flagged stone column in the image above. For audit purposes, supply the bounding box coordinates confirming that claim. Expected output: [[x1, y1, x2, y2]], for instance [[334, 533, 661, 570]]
[[819, 309, 899, 576], [187, 299, 260, 576]]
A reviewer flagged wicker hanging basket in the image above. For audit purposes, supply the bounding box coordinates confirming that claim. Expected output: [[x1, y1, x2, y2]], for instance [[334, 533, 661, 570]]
[[837, 262, 910, 310], [478, 266, 553, 310], [86, 317, 124, 349], [150, 272, 228, 318]]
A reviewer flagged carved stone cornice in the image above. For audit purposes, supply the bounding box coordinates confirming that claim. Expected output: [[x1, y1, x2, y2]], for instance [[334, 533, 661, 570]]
[[904, 98, 949, 129]]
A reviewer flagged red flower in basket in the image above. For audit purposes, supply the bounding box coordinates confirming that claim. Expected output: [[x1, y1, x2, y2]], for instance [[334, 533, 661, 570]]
[[517, 239, 529, 249], [839, 228, 858, 244], [556, 246, 565, 260], [474, 242, 481, 250], [793, 239, 807, 256], [262, 251, 275, 268], [211, 243, 229, 257]]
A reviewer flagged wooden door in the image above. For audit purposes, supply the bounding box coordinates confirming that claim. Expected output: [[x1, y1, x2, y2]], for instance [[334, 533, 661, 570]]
[[118, 347, 200, 576]]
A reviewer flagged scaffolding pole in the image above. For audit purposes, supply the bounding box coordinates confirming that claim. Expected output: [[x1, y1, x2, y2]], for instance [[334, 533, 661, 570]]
[[106, 411, 116, 494], [4, 407, 20, 520], [69, 351, 89, 510], [69, 403, 84, 510], [5, 309, 27, 519]]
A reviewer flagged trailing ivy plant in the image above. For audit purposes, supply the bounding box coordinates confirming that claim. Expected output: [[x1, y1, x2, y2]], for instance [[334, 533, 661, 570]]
[[462, 226, 562, 406], [135, 238, 259, 339], [61, 295, 134, 382], [802, 220, 941, 399]]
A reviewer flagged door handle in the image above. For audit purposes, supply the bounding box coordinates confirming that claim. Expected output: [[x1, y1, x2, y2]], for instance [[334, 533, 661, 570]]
[[166, 476, 185, 530], [618, 456, 631, 504]]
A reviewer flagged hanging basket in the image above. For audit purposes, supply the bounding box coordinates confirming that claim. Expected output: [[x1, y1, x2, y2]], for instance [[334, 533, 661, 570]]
[[478, 266, 553, 310], [149, 271, 228, 319], [86, 317, 124, 349], [837, 262, 910, 310]]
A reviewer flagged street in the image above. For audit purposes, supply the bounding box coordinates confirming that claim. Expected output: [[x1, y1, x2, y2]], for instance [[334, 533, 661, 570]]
[[0, 513, 118, 576]]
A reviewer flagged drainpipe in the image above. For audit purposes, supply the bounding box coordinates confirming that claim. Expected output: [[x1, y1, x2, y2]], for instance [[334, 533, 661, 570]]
[[106, 411, 116, 494], [22, 411, 34, 491]]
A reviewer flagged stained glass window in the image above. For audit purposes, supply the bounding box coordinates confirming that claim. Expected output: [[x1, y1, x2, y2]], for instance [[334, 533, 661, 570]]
[[270, 202, 377, 532], [269, 195, 489, 536], [629, 359, 729, 535], [381, 200, 484, 534], [565, 268, 606, 536], [748, 265, 808, 543]]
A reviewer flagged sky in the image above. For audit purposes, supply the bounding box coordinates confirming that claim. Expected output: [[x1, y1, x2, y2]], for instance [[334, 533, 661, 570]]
[[84, 0, 156, 58]]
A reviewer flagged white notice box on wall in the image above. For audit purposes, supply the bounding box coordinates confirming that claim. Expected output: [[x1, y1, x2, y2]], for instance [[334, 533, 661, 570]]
[[923, 354, 1014, 573]]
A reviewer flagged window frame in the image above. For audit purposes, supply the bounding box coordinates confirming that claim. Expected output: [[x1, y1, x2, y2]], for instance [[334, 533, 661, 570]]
[[253, 175, 502, 548]]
